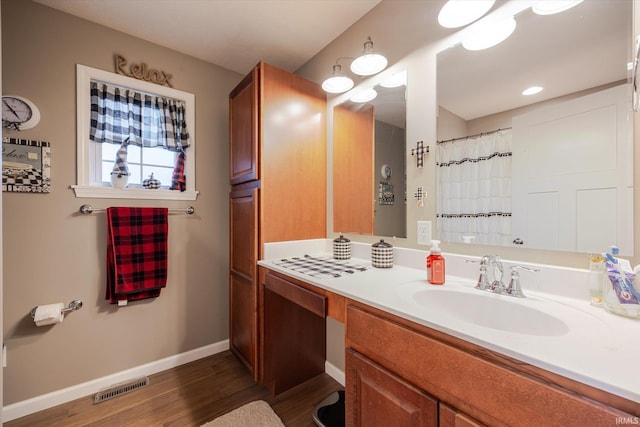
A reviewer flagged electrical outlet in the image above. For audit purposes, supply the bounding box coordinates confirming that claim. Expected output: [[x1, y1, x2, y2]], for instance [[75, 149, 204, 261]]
[[417, 221, 432, 245]]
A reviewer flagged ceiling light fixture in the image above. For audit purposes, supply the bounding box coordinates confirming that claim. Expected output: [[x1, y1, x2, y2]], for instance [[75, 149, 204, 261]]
[[522, 86, 543, 96], [532, 0, 583, 16], [462, 16, 516, 51], [380, 70, 408, 88], [350, 88, 378, 103], [438, 0, 496, 28], [350, 36, 388, 76], [321, 63, 354, 94]]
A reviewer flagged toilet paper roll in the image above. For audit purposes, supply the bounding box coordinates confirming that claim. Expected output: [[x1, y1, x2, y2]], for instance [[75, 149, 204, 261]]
[[33, 303, 65, 327]]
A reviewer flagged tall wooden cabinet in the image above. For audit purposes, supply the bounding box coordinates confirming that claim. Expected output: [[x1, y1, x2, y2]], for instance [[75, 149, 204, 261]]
[[229, 61, 327, 381]]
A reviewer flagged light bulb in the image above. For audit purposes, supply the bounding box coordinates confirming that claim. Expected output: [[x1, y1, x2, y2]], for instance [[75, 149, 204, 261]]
[[321, 63, 354, 93], [350, 37, 388, 76], [350, 88, 377, 103]]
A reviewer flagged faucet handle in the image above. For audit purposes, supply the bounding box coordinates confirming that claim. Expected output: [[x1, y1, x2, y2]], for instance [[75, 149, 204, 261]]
[[465, 256, 489, 266], [505, 265, 540, 298], [466, 256, 491, 290]]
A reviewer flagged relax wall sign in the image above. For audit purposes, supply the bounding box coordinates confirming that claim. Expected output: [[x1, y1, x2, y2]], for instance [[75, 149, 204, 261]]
[[114, 54, 173, 87]]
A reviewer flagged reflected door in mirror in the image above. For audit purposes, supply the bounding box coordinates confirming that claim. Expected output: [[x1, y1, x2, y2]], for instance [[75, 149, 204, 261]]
[[512, 84, 633, 255]]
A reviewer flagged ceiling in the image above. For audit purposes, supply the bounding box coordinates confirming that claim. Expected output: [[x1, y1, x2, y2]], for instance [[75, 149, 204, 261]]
[[33, 0, 628, 123], [33, 0, 382, 75], [438, 0, 630, 121]]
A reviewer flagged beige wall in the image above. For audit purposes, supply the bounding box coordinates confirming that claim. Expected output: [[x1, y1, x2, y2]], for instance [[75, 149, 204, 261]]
[[2, 0, 241, 405]]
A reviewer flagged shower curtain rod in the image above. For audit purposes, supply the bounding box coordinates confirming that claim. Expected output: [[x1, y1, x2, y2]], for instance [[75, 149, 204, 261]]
[[436, 127, 512, 145], [79, 204, 195, 215]]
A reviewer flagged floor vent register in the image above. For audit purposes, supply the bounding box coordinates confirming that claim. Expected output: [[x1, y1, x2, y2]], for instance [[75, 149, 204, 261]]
[[93, 376, 150, 404]]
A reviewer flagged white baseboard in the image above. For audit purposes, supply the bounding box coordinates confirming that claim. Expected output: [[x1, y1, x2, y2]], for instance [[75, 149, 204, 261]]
[[325, 361, 345, 387], [2, 339, 229, 423]]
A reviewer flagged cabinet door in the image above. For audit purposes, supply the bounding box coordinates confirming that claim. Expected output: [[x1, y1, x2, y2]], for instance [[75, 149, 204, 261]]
[[229, 66, 259, 185], [346, 349, 437, 427], [229, 184, 259, 377], [439, 403, 484, 427], [260, 62, 327, 243]]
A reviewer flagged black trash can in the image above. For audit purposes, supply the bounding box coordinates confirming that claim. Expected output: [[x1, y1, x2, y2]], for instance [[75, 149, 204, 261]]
[[312, 390, 345, 427]]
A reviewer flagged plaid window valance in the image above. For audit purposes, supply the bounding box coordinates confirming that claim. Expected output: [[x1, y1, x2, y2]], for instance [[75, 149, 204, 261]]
[[89, 81, 190, 152]]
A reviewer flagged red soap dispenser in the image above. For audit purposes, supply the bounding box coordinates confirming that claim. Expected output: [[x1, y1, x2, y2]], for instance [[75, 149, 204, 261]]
[[427, 240, 445, 285]]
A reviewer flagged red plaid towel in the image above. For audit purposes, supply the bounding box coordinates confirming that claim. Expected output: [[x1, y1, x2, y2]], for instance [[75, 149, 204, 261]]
[[106, 207, 168, 304]]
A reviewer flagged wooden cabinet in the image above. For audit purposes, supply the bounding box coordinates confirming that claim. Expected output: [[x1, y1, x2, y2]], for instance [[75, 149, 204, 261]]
[[229, 182, 259, 376], [228, 61, 326, 381], [229, 66, 258, 185], [345, 303, 637, 427], [346, 348, 438, 426], [439, 404, 484, 427], [333, 103, 375, 235]]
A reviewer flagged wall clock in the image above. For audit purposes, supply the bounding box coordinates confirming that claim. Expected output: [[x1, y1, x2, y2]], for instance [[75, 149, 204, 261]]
[[381, 164, 392, 179], [2, 95, 40, 130]]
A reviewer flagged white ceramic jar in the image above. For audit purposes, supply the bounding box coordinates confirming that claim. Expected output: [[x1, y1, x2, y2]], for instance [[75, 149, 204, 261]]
[[371, 239, 393, 268], [333, 234, 351, 260]]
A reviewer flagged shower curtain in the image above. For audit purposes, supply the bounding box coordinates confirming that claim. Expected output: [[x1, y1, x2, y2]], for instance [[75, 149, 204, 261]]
[[436, 129, 512, 246]]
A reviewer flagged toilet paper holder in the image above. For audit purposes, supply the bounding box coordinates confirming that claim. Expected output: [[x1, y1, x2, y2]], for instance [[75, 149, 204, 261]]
[[30, 300, 83, 319]]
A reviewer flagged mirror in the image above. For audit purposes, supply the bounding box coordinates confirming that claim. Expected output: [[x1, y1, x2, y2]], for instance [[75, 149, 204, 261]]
[[436, 0, 633, 255], [333, 75, 407, 238]]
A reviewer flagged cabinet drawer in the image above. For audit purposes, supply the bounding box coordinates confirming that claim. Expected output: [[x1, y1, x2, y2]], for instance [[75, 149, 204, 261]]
[[439, 403, 484, 427], [346, 304, 630, 427], [265, 272, 326, 317]]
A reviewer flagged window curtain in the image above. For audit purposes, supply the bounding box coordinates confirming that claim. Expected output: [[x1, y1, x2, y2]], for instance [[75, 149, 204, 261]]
[[89, 81, 190, 191], [89, 81, 190, 151], [436, 129, 512, 246]]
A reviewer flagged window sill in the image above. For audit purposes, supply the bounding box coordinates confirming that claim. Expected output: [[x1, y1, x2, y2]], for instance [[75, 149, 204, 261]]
[[71, 185, 199, 201]]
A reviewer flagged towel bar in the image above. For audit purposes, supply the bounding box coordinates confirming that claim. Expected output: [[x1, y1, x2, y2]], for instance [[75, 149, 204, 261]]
[[30, 300, 83, 319], [79, 204, 195, 215]]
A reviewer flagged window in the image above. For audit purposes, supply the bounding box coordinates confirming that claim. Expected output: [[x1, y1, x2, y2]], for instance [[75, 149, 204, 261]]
[[73, 64, 198, 200]]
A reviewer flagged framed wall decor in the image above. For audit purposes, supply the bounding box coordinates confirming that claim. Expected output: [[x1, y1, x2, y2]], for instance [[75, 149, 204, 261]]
[[2, 137, 51, 193], [379, 181, 395, 205]]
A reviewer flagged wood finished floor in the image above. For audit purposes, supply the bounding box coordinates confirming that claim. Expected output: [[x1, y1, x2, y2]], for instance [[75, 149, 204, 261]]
[[5, 350, 343, 427]]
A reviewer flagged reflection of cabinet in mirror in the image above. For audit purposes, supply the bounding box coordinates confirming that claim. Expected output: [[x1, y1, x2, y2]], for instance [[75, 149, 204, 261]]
[[334, 104, 375, 235], [333, 81, 407, 238]]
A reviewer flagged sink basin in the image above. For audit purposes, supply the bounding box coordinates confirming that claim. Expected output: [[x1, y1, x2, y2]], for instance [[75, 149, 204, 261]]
[[403, 285, 570, 336]]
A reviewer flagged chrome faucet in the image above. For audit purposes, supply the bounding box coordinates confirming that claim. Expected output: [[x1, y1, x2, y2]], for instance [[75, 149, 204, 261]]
[[467, 256, 539, 298]]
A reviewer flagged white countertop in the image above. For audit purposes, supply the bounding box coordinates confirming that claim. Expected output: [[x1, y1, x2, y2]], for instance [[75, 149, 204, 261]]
[[259, 239, 640, 404]]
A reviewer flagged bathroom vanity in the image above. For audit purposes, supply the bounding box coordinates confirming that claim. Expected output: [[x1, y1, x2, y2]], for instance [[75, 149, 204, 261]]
[[258, 241, 639, 426]]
